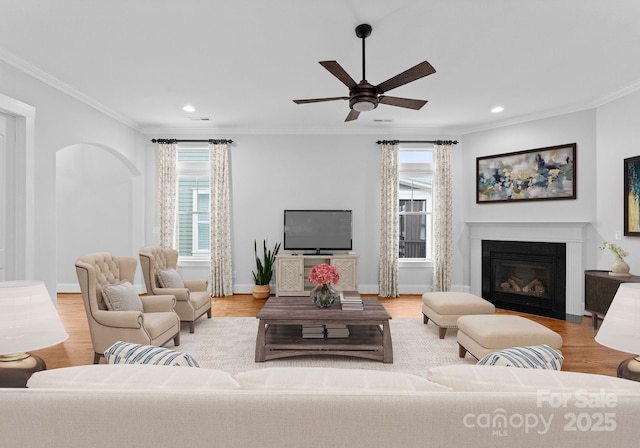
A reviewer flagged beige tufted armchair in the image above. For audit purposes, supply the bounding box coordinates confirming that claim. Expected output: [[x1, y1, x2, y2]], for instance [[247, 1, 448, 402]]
[[139, 246, 212, 333], [75, 252, 181, 364]]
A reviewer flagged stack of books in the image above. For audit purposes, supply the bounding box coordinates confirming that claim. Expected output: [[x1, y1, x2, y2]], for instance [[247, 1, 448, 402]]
[[340, 290, 364, 311], [302, 324, 325, 339], [326, 323, 349, 338]]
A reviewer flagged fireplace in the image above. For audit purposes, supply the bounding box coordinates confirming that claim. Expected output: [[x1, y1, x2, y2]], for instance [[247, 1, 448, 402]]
[[482, 240, 566, 320]]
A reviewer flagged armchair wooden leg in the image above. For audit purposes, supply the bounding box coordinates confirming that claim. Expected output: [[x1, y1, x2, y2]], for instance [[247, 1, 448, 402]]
[[93, 353, 103, 364], [189, 321, 195, 333], [458, 343, 467, 358], [207, 308, 212, 319], [174, 332, 181, 346]]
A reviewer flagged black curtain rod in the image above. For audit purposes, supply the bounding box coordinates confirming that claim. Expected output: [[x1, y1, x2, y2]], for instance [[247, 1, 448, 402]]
[[151, 138, 233, 144], [376, 139, 458, 145]]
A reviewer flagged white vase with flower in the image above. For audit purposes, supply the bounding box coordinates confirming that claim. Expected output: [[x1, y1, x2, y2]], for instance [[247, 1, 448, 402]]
[[601, 241, 631, 277], [307, 263, 341, 308]]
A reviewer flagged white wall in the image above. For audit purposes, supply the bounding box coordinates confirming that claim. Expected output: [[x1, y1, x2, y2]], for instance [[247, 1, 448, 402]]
[[143, 133, 463, 294], [56, 143, 142, 291], [8, 50, 640, 300], [0, 60, 145, 298], [596, 89, 640, 272], [459, 109, 599, 291]]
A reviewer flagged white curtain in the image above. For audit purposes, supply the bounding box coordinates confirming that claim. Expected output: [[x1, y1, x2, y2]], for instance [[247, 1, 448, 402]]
[[209, 142, 233, 296], [432, 143, 453, 292], [158, 142, 177, 249], [378, 142, 399, 297]]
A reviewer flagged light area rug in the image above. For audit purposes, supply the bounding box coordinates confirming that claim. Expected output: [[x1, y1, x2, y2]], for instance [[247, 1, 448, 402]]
[[175, 317, 477, 376]]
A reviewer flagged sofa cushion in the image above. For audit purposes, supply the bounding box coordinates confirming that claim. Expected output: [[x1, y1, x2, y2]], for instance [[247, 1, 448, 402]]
[[157, 268, 185, 288], [101, 281, 143, 312], [426, 364, 640, 392], [104, 341, 199, 367], [234, 367, 451, 392], [477, 344, 564, 370], [27, 364, 240, 390]]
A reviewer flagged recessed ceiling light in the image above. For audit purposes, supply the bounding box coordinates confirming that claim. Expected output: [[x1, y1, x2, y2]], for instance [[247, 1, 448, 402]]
[[182, 105, 196, 112], [491, 106, 504, 113]]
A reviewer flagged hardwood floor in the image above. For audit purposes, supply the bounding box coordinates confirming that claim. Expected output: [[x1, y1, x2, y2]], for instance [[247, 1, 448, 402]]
[[33, 293, 630, 377]]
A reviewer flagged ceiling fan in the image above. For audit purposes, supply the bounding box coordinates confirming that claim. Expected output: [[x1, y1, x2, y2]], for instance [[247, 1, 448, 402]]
[[293, 24, 436, 122]]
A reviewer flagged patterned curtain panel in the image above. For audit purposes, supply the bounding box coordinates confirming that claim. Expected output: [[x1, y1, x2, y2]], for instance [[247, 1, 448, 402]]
[[378, 143, 399, 297], [158, 142, 177, 249], [432, 143, 453, 292], [209, 142, 233, 296]]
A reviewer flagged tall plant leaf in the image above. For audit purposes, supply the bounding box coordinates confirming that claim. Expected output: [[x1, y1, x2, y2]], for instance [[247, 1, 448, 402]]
[[252, 239, 281, 285]]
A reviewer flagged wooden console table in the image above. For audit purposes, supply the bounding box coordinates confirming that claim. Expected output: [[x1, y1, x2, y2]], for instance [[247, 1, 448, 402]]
[[275, 254, 358, 296], [255, 296, 393, 363], [584, 270, 640, 329]]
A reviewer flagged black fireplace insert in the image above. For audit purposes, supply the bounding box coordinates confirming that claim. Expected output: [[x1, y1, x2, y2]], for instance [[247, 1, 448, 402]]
[[482, 240, 566, 319]]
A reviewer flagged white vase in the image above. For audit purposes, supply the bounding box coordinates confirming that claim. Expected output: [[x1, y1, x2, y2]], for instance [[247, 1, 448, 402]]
[[610, 260, 631, 277]]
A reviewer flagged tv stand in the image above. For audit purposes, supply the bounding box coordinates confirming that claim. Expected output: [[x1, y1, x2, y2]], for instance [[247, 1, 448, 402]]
[[275, 253, 358, 296]]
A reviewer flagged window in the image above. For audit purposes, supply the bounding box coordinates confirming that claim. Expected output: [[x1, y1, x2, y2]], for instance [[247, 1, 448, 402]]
[[176, 146, 209, 257], [399, 148, 433, 260]]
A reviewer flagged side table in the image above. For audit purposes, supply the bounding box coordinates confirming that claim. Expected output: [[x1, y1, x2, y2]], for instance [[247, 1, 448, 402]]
[[584, 270, 640, 329]]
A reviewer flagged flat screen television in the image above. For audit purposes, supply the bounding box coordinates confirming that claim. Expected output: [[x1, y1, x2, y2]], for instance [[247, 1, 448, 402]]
[[284, 210, 352, 254]]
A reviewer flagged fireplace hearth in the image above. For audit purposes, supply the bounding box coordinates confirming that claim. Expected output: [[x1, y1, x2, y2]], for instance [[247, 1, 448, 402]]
[[482, 240, 566, 320]]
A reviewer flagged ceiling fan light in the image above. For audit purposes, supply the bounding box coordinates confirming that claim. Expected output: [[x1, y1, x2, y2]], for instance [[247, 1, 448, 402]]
[[353, 100, 376, 112]]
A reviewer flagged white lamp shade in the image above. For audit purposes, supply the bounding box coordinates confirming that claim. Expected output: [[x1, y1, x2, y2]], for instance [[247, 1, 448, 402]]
[[595, 283, 640, 354], [0, 280, 68, 355]]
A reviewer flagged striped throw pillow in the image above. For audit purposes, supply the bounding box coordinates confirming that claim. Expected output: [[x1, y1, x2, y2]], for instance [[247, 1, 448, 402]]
[[105, 341, 200, 367], [477, 344, 564, 370]]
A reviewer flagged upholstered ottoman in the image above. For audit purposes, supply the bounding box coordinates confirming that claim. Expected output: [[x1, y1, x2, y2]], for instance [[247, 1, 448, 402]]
[[457, 314, 563, 360], [422, 292, 496, 339]]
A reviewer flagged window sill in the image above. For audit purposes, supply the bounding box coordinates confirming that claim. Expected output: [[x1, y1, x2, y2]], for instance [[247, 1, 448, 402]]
[[398, 259, 432, 268], [178, 256, 210, 268]]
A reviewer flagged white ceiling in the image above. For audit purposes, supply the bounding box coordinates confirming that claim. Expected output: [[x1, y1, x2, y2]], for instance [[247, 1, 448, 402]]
[[1, 0, 640, 135]]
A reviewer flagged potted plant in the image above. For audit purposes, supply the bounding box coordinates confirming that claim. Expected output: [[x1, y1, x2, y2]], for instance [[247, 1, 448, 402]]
[[252, 239, 281, 299]]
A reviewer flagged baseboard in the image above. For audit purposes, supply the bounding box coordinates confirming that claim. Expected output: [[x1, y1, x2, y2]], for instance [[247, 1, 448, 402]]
[[57, 282, 146, 294], [58, 281, 472, 296], [233, 283, 471, 296], [57, 283, 80, 293]]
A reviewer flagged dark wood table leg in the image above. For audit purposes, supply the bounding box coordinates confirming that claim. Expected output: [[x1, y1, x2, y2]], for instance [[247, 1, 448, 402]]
[[255, 319, 266, 362], [382, 320, 393, 363]]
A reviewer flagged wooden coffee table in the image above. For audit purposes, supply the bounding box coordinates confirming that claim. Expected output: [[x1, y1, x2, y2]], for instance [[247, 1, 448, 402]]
[[255, 296, 393, 363]]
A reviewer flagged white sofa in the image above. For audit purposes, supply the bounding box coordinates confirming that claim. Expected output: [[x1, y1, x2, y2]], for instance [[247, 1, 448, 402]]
[[2, 364, 640, 448]]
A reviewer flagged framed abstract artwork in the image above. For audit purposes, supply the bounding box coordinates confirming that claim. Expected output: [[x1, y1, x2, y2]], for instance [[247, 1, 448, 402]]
[[624, 155, 640, 236], [476, 143, 577, 203]]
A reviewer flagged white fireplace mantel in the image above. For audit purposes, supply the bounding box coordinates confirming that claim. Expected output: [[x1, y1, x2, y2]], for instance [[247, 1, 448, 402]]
[[467, 221, 590, 319]]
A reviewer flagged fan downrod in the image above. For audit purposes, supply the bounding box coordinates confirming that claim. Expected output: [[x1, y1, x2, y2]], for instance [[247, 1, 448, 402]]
[[355, 24, 372, 39]]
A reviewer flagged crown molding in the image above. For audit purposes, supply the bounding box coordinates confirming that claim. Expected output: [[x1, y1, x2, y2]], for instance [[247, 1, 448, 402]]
[[458, 101, 598, 135], [0, 47, 140, 130], [593, 78, 640, 108], [139, 123, 462, 137], [460, 79, 640, 135]]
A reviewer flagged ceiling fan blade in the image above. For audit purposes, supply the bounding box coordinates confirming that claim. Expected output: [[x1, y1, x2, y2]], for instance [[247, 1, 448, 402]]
[[319, 61, 358, 89], [293, 97, 349, 104], [379, 96, 428, 110], [376, 61, 436, 94], [345, 110, 360, 122]]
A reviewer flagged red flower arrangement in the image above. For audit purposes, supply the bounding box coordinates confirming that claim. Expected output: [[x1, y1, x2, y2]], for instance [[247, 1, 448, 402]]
[[308, 263, 340, 286]]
